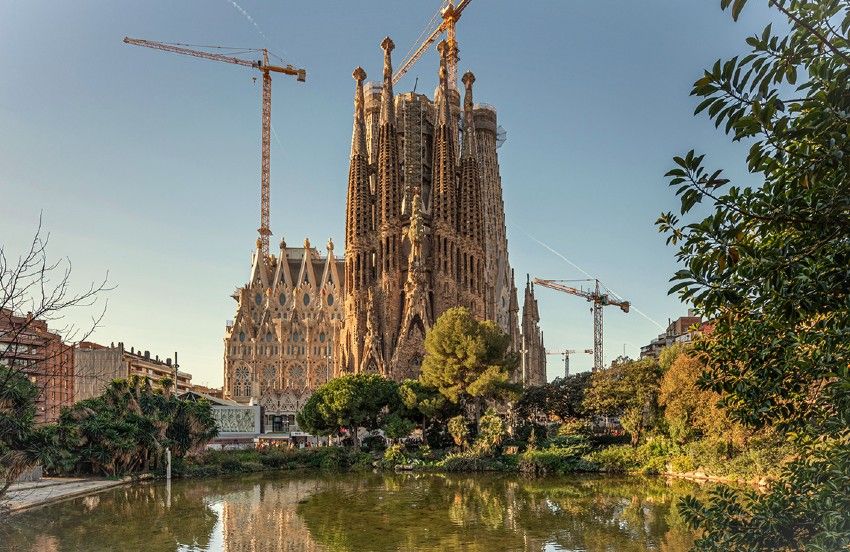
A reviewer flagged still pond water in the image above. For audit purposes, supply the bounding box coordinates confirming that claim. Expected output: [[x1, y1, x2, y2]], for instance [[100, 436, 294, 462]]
[[1, 472, 701, 551]]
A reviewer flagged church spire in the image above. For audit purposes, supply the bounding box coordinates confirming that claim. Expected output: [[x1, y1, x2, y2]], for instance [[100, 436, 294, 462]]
[[432, 40, 457, 228], [350, 66, 367, 158], [376, 36, 402, 280], [461, 71, 476, 160], [379, 37, 395, 127], [345, 66, 373, 291], [435, 41, 452, 129]]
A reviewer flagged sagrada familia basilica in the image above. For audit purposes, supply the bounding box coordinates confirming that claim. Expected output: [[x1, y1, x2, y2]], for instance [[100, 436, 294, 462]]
[[223, 38, 545, 430]]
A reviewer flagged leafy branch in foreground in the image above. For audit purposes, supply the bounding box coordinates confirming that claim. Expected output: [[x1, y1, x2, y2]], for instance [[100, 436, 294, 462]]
[[659, 1, 850, 549]]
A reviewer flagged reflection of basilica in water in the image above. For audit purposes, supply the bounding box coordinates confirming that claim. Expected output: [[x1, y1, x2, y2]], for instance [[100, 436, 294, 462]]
[[3, 473, 697, 551], [218, 477, 322, 552]]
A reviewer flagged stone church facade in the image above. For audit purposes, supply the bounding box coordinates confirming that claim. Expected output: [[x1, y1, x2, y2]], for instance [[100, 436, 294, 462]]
[[337, 38, 545, 384], [222, 38, 546, 424], [222, 238, 344, 431]]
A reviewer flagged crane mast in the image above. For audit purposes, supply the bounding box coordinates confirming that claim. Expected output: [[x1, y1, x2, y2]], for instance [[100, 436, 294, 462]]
[[534, 278, 630, 372], [546, 349, 593, 378], [123, 37, 306, 256]]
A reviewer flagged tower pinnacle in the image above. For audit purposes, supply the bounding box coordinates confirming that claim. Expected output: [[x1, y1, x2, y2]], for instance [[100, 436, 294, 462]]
[[436, 41, 451, 127], [380, 37, 395, 126], [351, 67, 367, 158], [461, 70, 476, 159]]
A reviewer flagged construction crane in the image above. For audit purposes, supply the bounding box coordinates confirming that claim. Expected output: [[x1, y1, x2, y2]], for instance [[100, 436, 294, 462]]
[[123, 37, 306, 256], [546, 349, 593, 378], [393, 0, 473, 89], [534, 279, 630, 372]]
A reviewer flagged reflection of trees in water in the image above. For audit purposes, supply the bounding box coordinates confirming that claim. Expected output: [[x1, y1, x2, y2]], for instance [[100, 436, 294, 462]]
[[1, 473, 698, 552], [510, 476, 697, 551], [297, 474, 698, 552], [0, 481, 219, 551]]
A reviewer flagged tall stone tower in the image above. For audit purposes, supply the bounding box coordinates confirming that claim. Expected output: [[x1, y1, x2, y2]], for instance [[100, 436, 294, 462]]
[[521, 275, 546, 386], [338, 38, 536, 384]]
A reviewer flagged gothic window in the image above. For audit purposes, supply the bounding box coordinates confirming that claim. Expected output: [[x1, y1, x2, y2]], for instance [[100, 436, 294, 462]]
[[263, 365, 276, 389], [303, 293, 311, 306], [319, 332, 326, 343], [327, 294, 334, 306], [279, 293, 287, 306], [266, 332, 273, 342], [239, 331, 246, 342], [255, 293, 263, 305], [289, 364, 306, 389], [234, 366, 250, 397]]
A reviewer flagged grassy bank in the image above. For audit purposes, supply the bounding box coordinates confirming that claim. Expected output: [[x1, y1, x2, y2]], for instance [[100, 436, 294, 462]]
[[173, 447, 373, 478], [178, 433, 792, 482]]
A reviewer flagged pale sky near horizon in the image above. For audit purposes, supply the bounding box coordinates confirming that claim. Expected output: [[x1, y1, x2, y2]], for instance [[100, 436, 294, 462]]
[[0, 1, 780, 387]]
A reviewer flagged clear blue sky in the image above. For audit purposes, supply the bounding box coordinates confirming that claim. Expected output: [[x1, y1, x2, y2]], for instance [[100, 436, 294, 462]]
[[0, 1, 779, 387]]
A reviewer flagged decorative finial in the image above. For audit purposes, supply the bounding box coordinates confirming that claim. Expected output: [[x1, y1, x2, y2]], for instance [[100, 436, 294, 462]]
[[353, 66, 366, 83], [256, 237, 262, 250], [279, 237, 287, 249], [304, 237, 311, 249], [327, 237, 334, 251], [381, 37, 395, 80], [462, 70, 475, 89]]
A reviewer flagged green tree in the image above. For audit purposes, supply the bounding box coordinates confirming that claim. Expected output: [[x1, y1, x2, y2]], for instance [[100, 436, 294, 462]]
[[447, 415, 470, 449], [583, 359, 662, 447], [53, 376, 217, 476], [0, 367, 41, 496], [398, 379, 452, 425], [658, 346, 746, 446], [420, 307, 519, 423], [658, 1, 850, 548], [296, 373, 399, 446], [473, 409, 505, 455], [382, 413, 415, 442], [515, 372, 592, 424]]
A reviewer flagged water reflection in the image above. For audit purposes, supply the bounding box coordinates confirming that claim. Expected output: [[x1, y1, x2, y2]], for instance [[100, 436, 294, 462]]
[[0, 473, 698, 552], [296, 474, 697, 552]]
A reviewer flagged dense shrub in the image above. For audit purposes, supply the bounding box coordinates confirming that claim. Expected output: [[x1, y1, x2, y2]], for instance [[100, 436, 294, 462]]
[[584, 445, 639, 473], [382, 444, 408, 468], [436, 451, 514, 472], [174, 446, 373, 477], [667, 435, 792, 479], [519, 435, 593, 476]]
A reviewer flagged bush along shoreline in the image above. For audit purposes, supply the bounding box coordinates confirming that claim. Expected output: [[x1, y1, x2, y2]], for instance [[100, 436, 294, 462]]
[[171, 427, 790, 485], [169, 308, 793, 486]]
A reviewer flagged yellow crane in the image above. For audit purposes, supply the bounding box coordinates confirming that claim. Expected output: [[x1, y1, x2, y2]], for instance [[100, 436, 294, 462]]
[[534, 279, 630, 372], [393, 0, 473, 89], [123, 37, 306, 256]]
